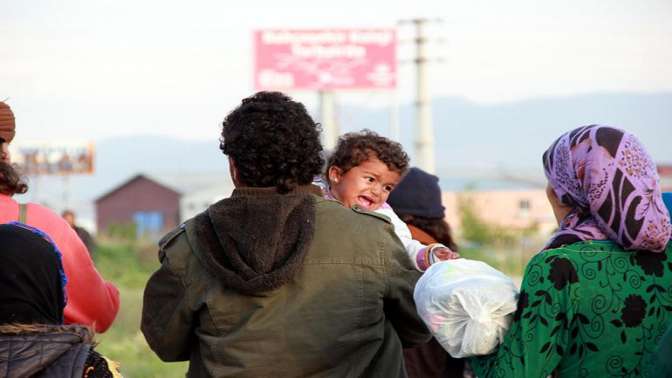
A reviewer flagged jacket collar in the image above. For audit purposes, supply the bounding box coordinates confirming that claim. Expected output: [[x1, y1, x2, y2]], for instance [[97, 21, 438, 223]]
[[231, 184, 323, 198]]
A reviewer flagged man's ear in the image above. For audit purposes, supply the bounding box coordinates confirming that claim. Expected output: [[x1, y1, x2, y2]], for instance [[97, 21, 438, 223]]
[[0, 141, 10, 164], [229, 158, 242, 188], [327, 166, 343, 186]]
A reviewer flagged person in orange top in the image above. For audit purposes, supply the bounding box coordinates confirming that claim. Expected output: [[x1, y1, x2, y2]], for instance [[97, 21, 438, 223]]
[[0, 101, 119, 332]]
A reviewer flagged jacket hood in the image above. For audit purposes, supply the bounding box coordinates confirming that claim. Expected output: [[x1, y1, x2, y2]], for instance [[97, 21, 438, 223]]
[[187, 185, 320, 294], [0, 324, 92, 377]]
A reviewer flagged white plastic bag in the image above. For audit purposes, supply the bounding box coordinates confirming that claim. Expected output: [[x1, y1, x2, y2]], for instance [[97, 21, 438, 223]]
[[413, 258, 519, 358]]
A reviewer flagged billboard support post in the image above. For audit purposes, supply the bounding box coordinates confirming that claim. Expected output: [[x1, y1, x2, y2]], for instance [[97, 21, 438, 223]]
[[389, 89, 400, 142], [320, 91, 338, 151]]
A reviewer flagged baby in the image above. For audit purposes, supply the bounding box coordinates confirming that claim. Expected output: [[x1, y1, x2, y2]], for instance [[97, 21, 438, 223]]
[[319, 130, 458, 271]]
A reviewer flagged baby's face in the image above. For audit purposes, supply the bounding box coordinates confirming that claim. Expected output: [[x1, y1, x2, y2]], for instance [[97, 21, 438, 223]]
[[329, 157, 401, 211]]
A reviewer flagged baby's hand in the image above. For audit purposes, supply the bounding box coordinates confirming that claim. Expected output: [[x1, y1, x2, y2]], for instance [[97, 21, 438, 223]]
[[431, 247, 460, 261]]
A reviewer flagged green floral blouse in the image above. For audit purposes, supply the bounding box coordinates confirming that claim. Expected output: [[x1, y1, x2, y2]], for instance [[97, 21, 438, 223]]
[[471, 240, 672, 378]]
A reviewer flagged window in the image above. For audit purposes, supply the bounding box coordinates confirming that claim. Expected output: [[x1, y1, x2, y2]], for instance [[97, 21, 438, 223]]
[[133, 211, 164, 239], [518, 199, 531, 218], [519, 199, 530, 210]]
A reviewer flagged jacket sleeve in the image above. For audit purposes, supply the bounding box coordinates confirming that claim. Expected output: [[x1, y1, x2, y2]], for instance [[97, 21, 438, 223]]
[[382, 230, 432, 348], [43, 210, 120, 333], [141, 230, 197, 362], [375, 205, 431, 271], [469, 252, 578, 378]]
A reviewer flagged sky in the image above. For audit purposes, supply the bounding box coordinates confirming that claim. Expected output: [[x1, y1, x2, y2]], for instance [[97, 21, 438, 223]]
[[2, 0, 672, 142]]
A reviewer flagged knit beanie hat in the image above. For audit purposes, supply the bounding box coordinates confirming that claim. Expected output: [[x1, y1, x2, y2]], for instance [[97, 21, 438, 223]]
[[388, 167, 445, 219], [0, 102, 16, 143]]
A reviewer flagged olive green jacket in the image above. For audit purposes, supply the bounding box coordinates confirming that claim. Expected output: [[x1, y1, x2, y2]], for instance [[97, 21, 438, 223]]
[[141, 186, 430, 377]]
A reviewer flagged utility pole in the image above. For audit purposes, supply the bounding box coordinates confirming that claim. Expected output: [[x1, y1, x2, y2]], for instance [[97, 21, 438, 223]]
[[413, 18, 435, 173]]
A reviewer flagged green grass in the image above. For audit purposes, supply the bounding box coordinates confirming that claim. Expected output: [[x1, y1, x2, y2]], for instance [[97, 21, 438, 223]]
[[91, 240, 188, 378], [458, 239, 544, 279]]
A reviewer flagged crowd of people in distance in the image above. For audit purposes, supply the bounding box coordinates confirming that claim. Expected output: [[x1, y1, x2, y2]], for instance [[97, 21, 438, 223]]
[[1, 93, 671, 378]]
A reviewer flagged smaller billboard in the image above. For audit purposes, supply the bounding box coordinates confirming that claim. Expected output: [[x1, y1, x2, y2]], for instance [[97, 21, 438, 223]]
[[254, 28, 397, 91], [11, 140, 95, 176]]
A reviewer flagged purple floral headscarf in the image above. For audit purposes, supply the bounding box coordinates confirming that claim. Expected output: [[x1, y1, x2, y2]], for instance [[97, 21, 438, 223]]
[[543, 125, 671, 252]]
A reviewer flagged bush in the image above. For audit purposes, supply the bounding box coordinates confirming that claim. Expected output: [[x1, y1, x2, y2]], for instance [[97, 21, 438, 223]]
[[458, 195, 517, 246], [105, 222, 137, 241], [456, 194, 547, 279], [92, 240, 188, 377], [93, 239, 158, 289]]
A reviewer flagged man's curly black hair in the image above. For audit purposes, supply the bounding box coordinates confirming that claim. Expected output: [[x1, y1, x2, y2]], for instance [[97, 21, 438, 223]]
[[326, 129, 409, 178], [220, 92, 324, 193]]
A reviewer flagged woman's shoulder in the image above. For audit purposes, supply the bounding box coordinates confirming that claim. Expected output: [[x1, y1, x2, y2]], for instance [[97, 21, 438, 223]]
[[542, 240, 625, 253], [23, 202, 73, 231], [24, 201, 59, 216], [536, 240, 672, 259], [532, 240, 669, 262], [524, 240, 672, 288]]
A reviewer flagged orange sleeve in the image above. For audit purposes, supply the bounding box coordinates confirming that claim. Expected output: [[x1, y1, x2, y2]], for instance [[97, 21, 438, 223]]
[[27, 203, 120, 332], [61, 228, 120, 332]]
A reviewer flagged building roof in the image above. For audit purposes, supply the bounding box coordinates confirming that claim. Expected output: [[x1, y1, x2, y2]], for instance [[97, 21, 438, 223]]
[[148, 172, 233, 195], [94, 173, 182, 203], [94, 171, 235, 204]]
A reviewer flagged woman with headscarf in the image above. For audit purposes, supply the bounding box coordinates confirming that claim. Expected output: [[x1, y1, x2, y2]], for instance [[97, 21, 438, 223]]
[[470, 125, 672, 377], [0, 222, 121, 377], [0, 101, 119, 333]]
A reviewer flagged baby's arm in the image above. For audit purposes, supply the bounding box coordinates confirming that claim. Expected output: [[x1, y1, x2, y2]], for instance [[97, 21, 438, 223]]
[[375, 205, 458, 271]]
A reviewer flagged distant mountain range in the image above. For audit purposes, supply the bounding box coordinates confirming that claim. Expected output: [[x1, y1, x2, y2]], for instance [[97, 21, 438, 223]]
[[16, 91, 672, 227], [339, 91, 672, 171]]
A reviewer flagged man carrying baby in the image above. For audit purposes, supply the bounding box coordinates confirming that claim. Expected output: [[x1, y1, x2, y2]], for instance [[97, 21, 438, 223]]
[[141, 91, 430, 377]]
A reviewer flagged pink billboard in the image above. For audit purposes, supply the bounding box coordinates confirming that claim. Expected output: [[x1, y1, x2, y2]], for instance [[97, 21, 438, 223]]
[[254, 29, 397, 91]]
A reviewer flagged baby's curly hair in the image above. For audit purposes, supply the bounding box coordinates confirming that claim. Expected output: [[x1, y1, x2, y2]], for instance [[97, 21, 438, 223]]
[[326, 130, 409, 177], [220, 92, 324, 193]]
